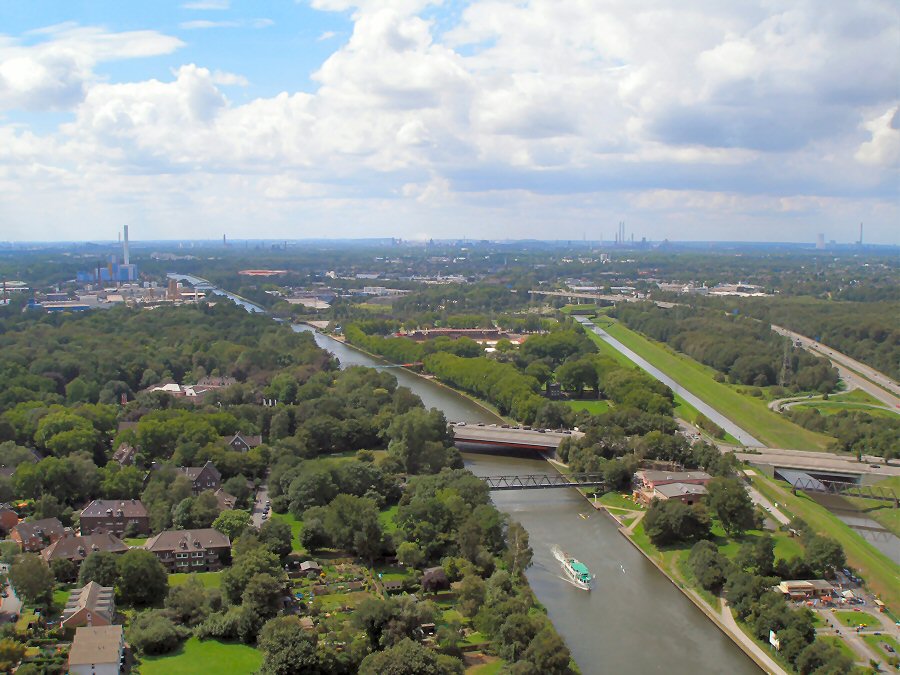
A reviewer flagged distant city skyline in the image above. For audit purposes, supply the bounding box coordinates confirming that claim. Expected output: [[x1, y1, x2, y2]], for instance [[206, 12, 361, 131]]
[[1, 1, 898, 243]]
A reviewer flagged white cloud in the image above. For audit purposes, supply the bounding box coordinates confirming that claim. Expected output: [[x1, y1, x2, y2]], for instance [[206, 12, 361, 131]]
[[855, 106, 900, 167], [0, 26, 183, 111], [1, 2, 899, 242], [317, 31, 338, 41], [179, 20, 240, 30]]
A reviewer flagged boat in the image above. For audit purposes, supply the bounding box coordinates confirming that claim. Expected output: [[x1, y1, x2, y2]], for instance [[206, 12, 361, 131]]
[[560, 552, 593, 590]]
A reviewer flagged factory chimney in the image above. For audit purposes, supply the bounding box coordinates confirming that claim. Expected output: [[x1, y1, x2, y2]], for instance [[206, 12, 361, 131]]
[[123, 225, 130, 266]]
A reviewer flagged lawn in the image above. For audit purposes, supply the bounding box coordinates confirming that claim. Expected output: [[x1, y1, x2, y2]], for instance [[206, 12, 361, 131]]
[[596, 491, 644, 511], [832, 610, 880, 628], [588, 318, 833, 450], [862, 633, 900, 661], [564, 399, 611, 415], [269, 511, 305, 554], [124, 537, 148, 546], [374, 564, 411, 582], [378, 505, 400, 534], [466, 658, 506, 675], [313, 591, 372, 612], [749, 472, 900, 610], [792, 400, 896, 418], [169, 571, 222, 588], [140, 637, 262, 675]]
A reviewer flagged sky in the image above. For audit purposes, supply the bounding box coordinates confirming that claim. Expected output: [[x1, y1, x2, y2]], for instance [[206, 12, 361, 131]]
[[0, 0, 898, 244]]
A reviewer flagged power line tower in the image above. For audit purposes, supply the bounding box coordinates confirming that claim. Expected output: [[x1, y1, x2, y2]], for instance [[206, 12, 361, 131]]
[[779, 339, 792, 387]]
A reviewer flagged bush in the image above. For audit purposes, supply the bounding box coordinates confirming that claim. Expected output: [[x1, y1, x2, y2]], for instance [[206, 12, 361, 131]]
[[128, 610, 190, 655]]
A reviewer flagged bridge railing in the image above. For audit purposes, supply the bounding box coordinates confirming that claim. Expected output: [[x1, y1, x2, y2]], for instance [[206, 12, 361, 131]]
[[478, 473, 606, 490]]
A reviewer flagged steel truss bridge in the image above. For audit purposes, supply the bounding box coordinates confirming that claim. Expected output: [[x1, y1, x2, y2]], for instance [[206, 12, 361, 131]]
[[788, 477, 899, 507], [478, 473, 606, 491]]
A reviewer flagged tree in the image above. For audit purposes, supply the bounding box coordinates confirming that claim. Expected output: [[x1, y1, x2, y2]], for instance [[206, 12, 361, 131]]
[[258, 519, 293, 559], [706, 477, 756, 536], [643, 499, 711, 546], [795, 639, 854, 674], [128, 610, 189, 655], [457, 574, 486, 618], [212, 509, 251, 540], [222, 475, 253, 505], [496, 613, 538, 663], [50, 557, 76, 583], [0, 638, 26, 672], [688, 540, 729, 593], [804, 536, 845, 577], [9, 553, 54, 606], [358, 638, 461, 675], [396, 541, 425, 569], [323, 494, 383, 561], [118, 549, 168, 606], [165, 577, 215, 627], [523, 625, 571, 675], [504, 520, 532, 578], [258, 616, 322, 675], [287, 471, 337, 517], [242, 572, 284, 620], [222, 547, 283, 605], [79, 551, 122, 587]]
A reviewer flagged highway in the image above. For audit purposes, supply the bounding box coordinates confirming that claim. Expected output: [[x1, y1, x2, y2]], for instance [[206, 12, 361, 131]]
[[529, 289, 679, 308], [732, 447, 900, 479], [771, 325, 900, 410], [574, 316, 764, 447]]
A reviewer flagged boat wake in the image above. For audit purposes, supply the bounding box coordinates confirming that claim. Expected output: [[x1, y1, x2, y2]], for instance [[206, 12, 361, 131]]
[[550, 544, 567, 565]]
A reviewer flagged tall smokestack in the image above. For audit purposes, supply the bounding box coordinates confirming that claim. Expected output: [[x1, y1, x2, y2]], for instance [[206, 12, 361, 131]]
[[859, 222, 863, 246], [123, 225, 130, 266]]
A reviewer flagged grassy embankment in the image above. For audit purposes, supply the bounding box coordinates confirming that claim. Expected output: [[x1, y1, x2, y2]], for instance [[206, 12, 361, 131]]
[[587, 316, 833, 450], [585, 325, 741, 444], [845, 476, 900, 539], [748, 472, 900, 610]]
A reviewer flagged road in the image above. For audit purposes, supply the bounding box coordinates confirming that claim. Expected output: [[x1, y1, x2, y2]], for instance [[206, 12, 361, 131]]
[[452, 424, 582, 449], [771, 325, 900, 410], [732, 447, 900, 478], [0, 581, 22, 620], [251, 483, 269, 529], [574, 317, 764, 447], [745, 481, 791, 526]]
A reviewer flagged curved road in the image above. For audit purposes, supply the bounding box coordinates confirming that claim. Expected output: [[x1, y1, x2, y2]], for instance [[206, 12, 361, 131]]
[[771, 325, 900, 410], [574, 317, 764, 446]]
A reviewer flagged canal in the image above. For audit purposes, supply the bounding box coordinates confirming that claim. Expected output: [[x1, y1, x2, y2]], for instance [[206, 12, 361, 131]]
[[294, 324, 760, 675]]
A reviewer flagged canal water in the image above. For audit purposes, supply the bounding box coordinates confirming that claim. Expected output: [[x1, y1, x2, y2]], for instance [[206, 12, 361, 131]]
[[294, 324, 760, 675]]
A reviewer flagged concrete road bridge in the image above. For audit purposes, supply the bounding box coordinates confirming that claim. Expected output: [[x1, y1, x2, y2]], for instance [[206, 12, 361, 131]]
[[451, 425, 583, 451], [529, 289, 679, 308]]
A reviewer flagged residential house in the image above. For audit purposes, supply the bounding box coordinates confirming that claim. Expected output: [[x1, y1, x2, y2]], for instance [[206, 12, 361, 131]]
[[40, 531, 128, 567], [61, 582, 116, 630], [178, 461, 221, 494], [111, 443, 137, 466], [226, 432, 262, 453], [298, 560, 322, 578], [80, 499, 150, 537], [68, 625, 124, 675], [0, 505, 19, 535], [214, 489, 238, 512], [143, 528, 231, 572], [10, 517, 65, 552]]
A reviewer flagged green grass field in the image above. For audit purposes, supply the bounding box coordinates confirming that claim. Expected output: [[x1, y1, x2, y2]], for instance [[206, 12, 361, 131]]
[[169, 571, 222, 588], [124, 537, 148, 546], [749, 472, 900, 610], [589, 318, 833, 450], [378, 505, 400, 534], [140, 638, 262, 675], [863, 633, 900, 661], [792, 400, 897, 418], [832, 610, 880, 628], [564, 399, 611, 415], [465, 658, 506, 674]]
